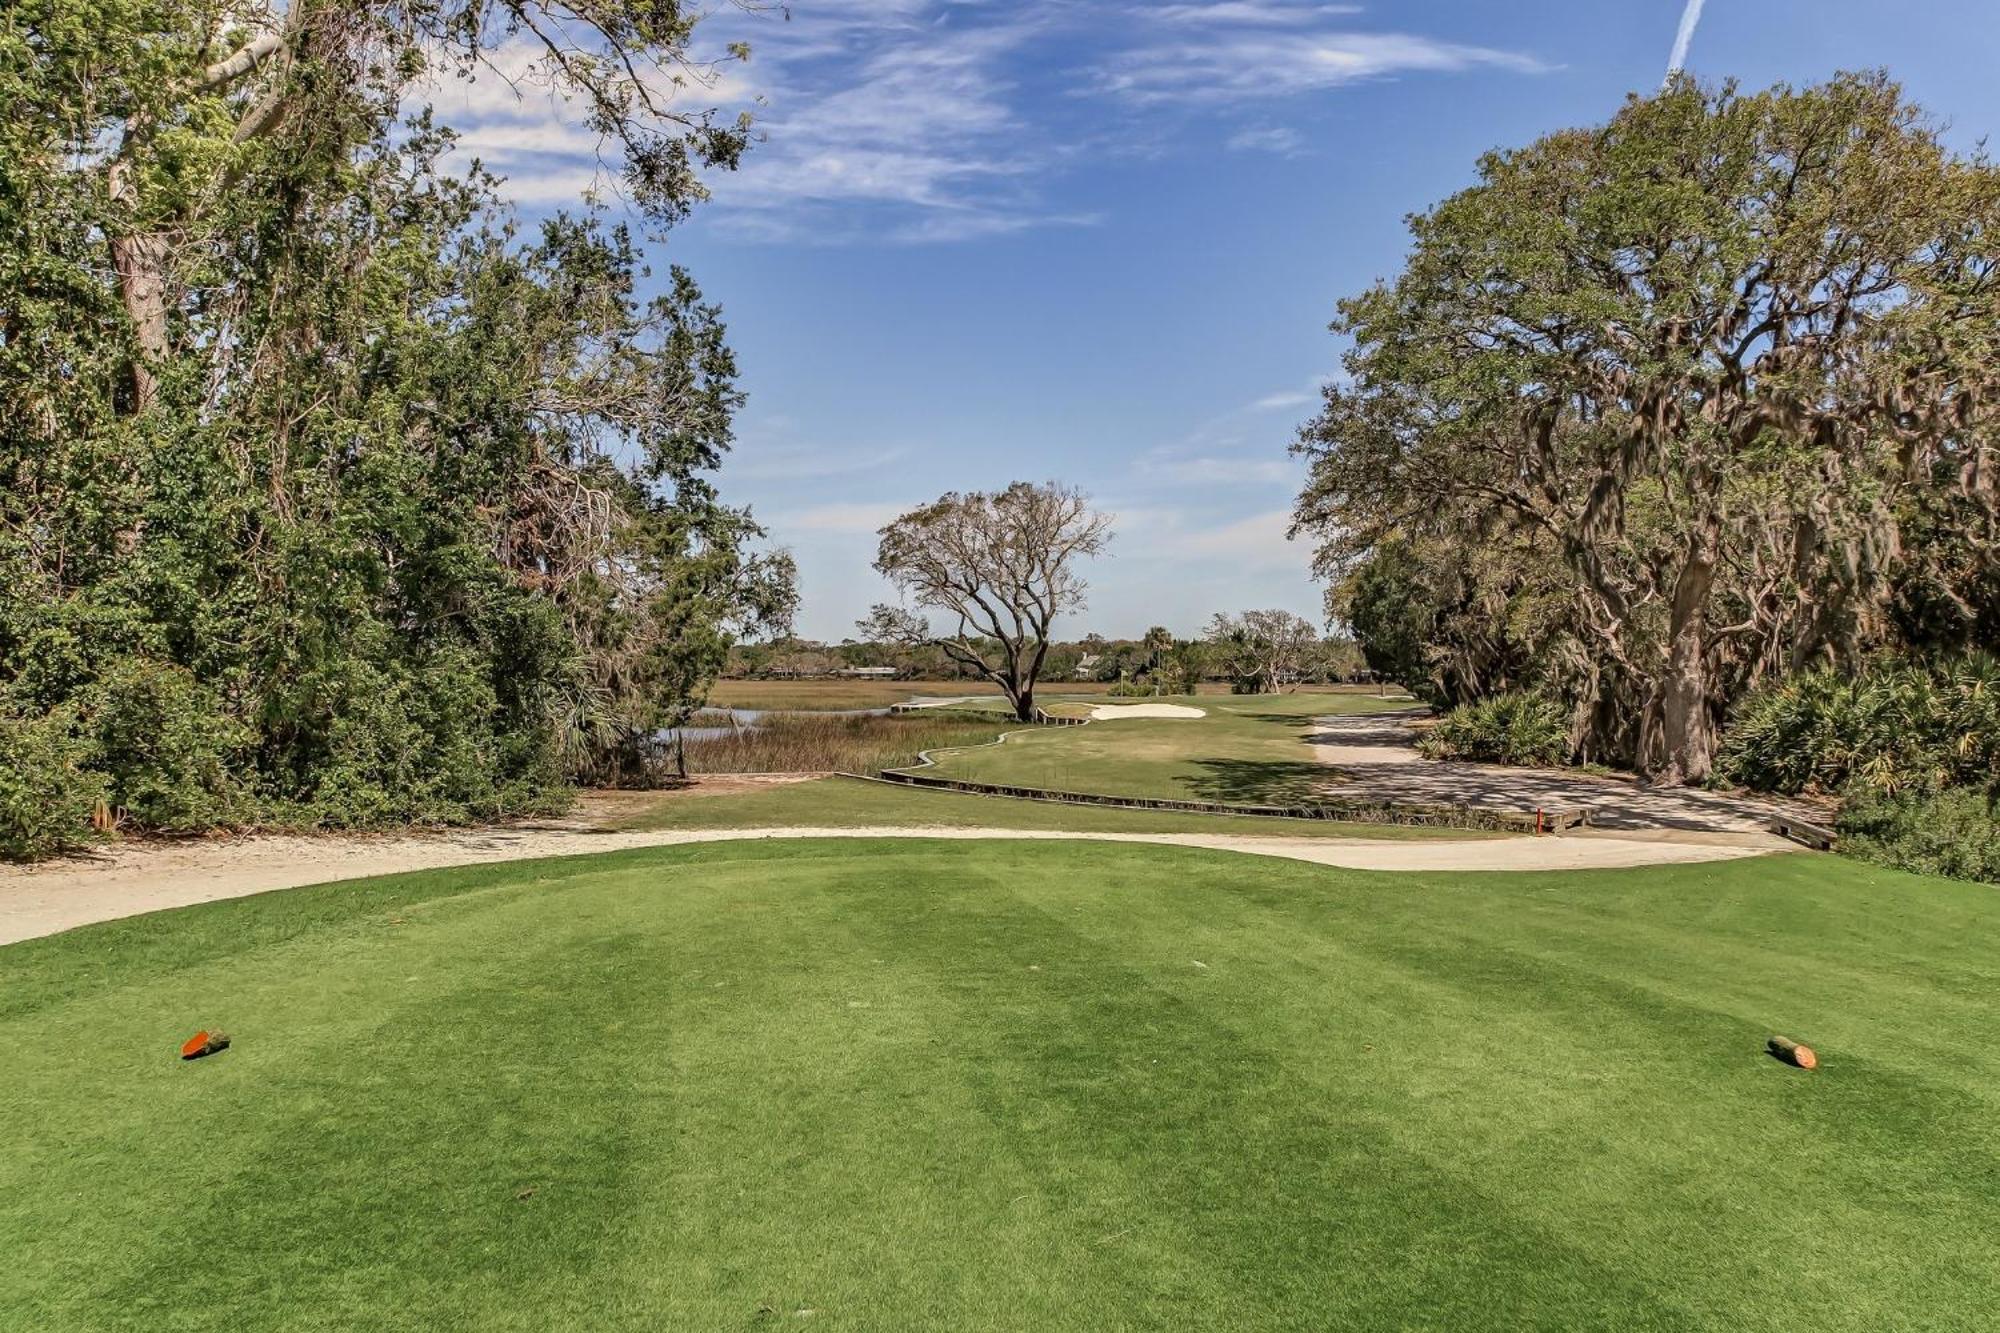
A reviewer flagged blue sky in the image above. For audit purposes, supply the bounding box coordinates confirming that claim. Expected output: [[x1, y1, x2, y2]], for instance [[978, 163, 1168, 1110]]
[[432, 1, 2000, 641]]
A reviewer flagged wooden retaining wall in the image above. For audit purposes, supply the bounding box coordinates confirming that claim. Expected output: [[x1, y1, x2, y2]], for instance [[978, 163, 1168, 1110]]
[[1768, 814, 1838, 850]]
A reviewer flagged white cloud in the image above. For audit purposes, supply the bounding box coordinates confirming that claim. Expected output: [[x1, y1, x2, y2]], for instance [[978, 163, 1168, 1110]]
[[772, 501, 908, 535], [1148, 2, 1362, 26], [1098, 31, 1546, 104], [732, 443, 906, 482], [1182, 508, 1304, 570], [411, 4, 1542, 242], [1250, 388, 1317, 412], [696, 7, 1088, 242], [1151, 455, 1298, 485], [1226, 125, 1306, 155]]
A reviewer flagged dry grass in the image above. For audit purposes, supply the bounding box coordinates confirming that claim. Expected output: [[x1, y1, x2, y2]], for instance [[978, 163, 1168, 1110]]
[[704, 679, 1096, 711], [680, 711, 1014, 775]]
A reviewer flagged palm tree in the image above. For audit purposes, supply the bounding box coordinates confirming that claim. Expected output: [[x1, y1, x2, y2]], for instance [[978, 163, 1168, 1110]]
[[1143, 625, 1175, 695]]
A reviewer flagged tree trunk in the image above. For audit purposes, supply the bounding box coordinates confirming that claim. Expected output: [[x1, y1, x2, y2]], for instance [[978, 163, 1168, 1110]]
[[1652, 528, 1720, 786], [107, 155, 171, 415], [1013, 684, 1036, 723], [111, 231, 171, 412]]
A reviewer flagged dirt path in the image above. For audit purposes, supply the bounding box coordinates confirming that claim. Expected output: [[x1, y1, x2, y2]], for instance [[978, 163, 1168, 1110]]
[[0, 808, 1778, 946], [1309, 710, 1820, 840]]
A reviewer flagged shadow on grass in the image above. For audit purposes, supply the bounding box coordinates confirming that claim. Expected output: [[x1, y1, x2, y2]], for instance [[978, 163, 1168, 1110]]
[[1184, 759, 1336, 807]]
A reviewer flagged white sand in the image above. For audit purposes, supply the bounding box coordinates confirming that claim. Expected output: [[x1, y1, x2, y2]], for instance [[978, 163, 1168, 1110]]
[[0, 818, 1775, 946], [1089, 703, 1207, 720]]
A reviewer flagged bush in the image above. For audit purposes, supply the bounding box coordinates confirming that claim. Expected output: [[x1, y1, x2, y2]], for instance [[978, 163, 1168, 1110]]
[[1837, 788, 2000, 884], [86, 659, 249, 830], [1418, 691, 1569, 766], [1717, 654, 2000, 797], [1106, 679, 1155, 698], [0, 706, 107, 860]]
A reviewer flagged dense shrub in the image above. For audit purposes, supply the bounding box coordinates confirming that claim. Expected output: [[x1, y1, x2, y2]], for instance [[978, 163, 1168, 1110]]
[[0, 706, 106, 859], [1836, 789, 2000, 884], [1418, 692, 1569, 766], [1106, 680, 1155, 698], [85, 659, 249, 830], [1717, 655, 2000, 797]]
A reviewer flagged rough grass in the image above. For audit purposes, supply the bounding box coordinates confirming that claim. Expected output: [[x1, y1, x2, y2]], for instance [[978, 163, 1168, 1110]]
[[4, 843, 1996, 1330], [613, 775, 1485, 840], [914, 692, 1405, 806], [680, 711, 1010, 775]]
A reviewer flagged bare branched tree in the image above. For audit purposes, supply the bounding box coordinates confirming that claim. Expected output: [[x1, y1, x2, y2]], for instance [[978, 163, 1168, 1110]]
[[1206, 610, 1319, 693], [862, 482, 1112, 722]]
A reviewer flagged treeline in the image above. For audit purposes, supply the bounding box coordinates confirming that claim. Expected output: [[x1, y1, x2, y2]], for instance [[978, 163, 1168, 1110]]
[[0, 2, 790, 855], [731, 614, 1368, 692], [1297, 75, 1998, 797]]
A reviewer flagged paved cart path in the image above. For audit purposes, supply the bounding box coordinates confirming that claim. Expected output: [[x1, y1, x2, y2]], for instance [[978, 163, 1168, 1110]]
[[1309, 710, 1821, 837]]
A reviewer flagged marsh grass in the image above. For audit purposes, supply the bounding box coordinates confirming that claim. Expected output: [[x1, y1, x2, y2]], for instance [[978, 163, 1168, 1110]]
[[681, 711, 1013, 775]]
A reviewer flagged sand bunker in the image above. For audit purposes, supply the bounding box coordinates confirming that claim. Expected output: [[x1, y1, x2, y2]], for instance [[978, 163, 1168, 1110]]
[[0, 818, 1777, 946], [1089, 703, 1207, 720]]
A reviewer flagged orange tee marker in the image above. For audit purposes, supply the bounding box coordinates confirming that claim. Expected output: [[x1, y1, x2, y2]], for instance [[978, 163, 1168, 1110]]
[[179, 1030, 230, 1060]]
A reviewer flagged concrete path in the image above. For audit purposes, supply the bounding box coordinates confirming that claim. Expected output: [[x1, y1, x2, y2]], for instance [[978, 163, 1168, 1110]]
[[0, 819, 1779, 947], [1309, 710, 1818, 840]]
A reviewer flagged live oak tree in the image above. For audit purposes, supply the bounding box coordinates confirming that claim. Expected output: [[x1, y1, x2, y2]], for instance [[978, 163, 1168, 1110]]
[[1294, 73, 2000, 784], [862, 483, 1113, 723]]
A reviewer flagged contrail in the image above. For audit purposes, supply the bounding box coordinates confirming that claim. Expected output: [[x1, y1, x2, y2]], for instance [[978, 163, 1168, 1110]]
[[1664, 0, 1707, 84]]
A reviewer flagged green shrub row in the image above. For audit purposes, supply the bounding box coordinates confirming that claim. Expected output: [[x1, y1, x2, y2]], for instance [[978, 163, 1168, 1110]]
[[1836, 789, 2000, 884], [0, 647, 572, 861]]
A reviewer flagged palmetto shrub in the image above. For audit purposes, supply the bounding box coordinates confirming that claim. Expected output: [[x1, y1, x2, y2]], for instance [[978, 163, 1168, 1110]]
[[1418, 691, 1570, 766], [1719, 654, 2000, 884], [1717, 654, 2000, 797]]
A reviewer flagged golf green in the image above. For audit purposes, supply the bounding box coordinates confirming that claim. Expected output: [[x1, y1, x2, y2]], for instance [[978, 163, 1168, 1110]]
[[4, 840, 1994, 1330]]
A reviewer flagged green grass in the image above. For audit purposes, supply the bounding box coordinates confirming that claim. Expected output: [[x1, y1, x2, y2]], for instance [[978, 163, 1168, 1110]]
[[5, 842, 1996, 1330], [915, 691, 1404, 805], [613, 774, 1483, 840]]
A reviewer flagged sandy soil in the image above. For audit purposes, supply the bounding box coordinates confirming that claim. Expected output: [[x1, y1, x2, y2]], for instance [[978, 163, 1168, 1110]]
[[0, 794, 1777, 946], [1088, 703, 1208, 720]]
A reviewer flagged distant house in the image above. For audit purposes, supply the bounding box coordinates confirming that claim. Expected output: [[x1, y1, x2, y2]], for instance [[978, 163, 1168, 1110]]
[[838, 666, 898, 678], [1073, 653, 1101, 680]]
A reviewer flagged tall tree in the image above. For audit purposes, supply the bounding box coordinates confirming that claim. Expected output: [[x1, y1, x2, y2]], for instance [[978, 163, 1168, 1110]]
[[0, 0, 785, 850], [1295, 73, 2000, 783], [862, 483, 1113, 722]]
